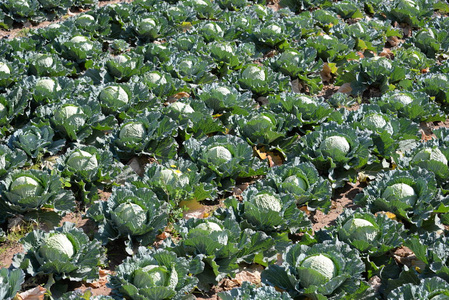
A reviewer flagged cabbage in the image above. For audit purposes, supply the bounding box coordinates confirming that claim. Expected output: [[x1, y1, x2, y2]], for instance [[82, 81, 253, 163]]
[[252, 193, 282, 212], [54, 105, 86, 128], [0, 103, 6, 119], [34, 78, 60, 100], [242, 66, 266, 82], [204, 146, 232, 165], [202, 23, 223, 38], [283, 175, 308, 192], [298, 254, 336, 288], [195, 221, 222, 233], [66, 150, 98, 171], [111, 202, 147, 234], [391, 93, 413, 106], [363, 113, 387, 130], [35, 54, 53, 68], [412, 147, 448, 165], [99, 85, 129, 109], [341, 218, 378, 241], [170, 102, 195, 114], [69, 36, 93, 52], [382, 183, 417, 206], [320, 135, 351, 158], [157, 168, 189, 186], [133, 265, 168, 288], [145, 72, 167, 85], [39, 233, 75, 260], [76, 14, 95, 27], [10, 176, 43, 198], [119, 122, 146, 142], [0, 62, 10, 75]]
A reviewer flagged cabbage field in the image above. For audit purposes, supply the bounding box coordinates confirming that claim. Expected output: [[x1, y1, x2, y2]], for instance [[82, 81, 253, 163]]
[[1, 0, 449, 299]]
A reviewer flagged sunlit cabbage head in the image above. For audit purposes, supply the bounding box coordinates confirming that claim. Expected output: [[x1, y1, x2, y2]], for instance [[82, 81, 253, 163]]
[[10, 175, 44, 198], [412, 147, 448, 165], [133, 265, 172, 288], [119, 122, 146, 143], [169, 102, 195, 114], [76, 14, 95, 27], [282, 175, 308, 193], [111, 202, 147, 234], [38, 233, 75, 261], [204, 146, 232, 165], [66, 150, 98, 171], [195, 221, 223, 233], [242, 65, 266, 82], [156, 168, 189, 186], [341, 218, 378, 242], [320, 135, 351, 159], [54, 105, 86, 129], [298, 254, 337, 288], [252, 193, 282, 212], [382, 183, 417, 206], [99, 85, 129, 109], [0, 62, 10, 75], [69, 36, 93, 52]]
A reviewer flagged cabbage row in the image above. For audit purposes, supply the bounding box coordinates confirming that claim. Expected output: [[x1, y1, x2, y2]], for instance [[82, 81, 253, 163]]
[[0, 0, 449, 299]]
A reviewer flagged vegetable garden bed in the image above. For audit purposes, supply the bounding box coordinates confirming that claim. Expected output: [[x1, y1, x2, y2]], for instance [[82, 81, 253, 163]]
[[1, 0, 449, 299]]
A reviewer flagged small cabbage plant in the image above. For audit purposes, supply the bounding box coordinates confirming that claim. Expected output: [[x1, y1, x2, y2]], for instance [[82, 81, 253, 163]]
[[219, 281, 293, 300], [12, 222, 105, 287], [316, 208, 406, 257], [110, 247, 202, 299], [0, 169, 75, 224], [134, 158, 218, 203], [183, 135, 266, 189], [262, 240, 368, 299], [296, 122, 373, 187], [86, 184, 169, 254], [354, 168, 447, 228], [387, 277, 449, 300], [259, 158, 332, 212], [219, 187, 311, 250]]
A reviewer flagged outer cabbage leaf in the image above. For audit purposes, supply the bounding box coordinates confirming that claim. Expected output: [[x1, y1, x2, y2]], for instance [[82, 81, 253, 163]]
[[387, 277, 449, 300], [0, 268, 24, 300], [219, 281, 293, 300], [0, 144, 28, 180]]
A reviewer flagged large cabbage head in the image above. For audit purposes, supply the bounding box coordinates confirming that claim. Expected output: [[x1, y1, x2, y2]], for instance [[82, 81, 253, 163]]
[[99, 85, 129, 110], [10, 175, 44, 198], [297, 254, 337, 288], [38, 233, 75, 261], [111, 202, 147, 234], [54, 105, 86, 129], [119, 122, 146, 143], [282, 175, 308, 193], [412, 147, 448, 165], [382, 183, 418, 206], [341, 218, 378, 242], [252, 193, 282, 212], [66, 150, 98, 171], [320, 135, 351, 159], [204, 146, 233, 165], [133, 264, 174, 288]]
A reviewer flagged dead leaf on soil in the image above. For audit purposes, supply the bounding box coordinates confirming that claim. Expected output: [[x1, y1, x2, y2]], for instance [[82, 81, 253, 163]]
[[17, 286, 46, 300], [86, 269, 112, 288], [338, 83, 352, 94], [320, 63, 334, 83]]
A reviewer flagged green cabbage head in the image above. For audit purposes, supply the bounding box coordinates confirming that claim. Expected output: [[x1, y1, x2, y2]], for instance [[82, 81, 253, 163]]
[[297, 254, 337, 288], [39, 233, 75, 261]]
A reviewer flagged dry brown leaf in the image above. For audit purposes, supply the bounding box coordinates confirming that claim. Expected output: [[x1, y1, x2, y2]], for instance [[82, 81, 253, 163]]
[[17, 286, 46, 300], [320, 63, 333, 83], [338, 83, 352, 94], [254, 146, 268, 160]]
